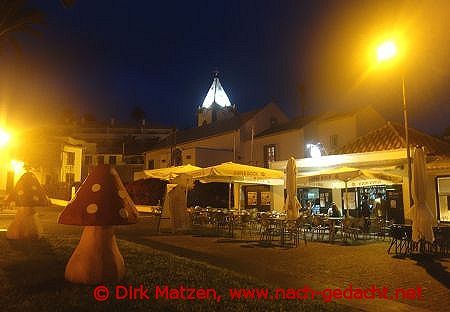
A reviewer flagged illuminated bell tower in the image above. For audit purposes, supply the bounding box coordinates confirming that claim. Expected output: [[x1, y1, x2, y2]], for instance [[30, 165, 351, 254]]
[[197, 71, 236, 127]]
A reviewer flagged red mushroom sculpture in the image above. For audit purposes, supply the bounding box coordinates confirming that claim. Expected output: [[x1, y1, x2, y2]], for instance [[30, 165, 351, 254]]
[[6, 172, 49, 240], [58, 164, 138, 284]]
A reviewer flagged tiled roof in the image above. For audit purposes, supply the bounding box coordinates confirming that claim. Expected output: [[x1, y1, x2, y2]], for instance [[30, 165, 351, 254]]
[[338, 122, 450, 157], [254, 115, 316, 138], [254, 106, 377, 139], [150, 107, 263, 150], [96, 137, 160, 154]]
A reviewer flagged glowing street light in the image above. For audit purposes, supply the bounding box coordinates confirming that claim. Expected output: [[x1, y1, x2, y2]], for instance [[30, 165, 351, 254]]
[[306, 143, 325, 158], [0, 129, 11, 148], [377, 41, 397, 62], [10, 159, 25, 176], [375, 40, 412, 204]]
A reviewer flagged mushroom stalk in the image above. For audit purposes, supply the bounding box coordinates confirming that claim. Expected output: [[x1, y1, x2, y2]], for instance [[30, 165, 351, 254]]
[[6, 207, 43, 240], [65, 226, 125, 284]]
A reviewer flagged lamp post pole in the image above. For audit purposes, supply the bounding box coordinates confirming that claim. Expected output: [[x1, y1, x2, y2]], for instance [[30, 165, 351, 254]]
[[402, 76, 412, 204], [375, 40, 412, 206]]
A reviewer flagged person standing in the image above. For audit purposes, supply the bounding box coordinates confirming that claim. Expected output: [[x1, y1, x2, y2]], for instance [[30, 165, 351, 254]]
[[361, 195, 371, 232]]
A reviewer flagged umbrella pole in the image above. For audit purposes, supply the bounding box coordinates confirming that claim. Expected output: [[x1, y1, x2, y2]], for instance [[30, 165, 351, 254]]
[[345, 182, 349, 217], [228, 181, 232, 211]]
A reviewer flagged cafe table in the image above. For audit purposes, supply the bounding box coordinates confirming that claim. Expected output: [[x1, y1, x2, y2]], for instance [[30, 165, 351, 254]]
[[325, 217, 344, 241], [260, 217, 287, 245]]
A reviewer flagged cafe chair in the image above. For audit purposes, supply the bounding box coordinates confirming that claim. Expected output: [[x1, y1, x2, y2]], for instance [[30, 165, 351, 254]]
[[387, 224, 413, 255], [311, 215, 328, 241], [432, 227, 449, 256], [342, 217, 362, 241]]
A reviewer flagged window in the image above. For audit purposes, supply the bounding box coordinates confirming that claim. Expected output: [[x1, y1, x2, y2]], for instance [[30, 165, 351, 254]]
[[109, 155, 117, 165], [270, 116, 278, 127], [66, 152, 75, 165], [172, 148, 182, 166], [65, 172, 75, 185], [84, 155, 92, 165], [263, 144, 276, 168], [437, 176, 450, 222], [330, 134, 338, 148], [97, 155, 105, 164], [148, 159, 155, 169]]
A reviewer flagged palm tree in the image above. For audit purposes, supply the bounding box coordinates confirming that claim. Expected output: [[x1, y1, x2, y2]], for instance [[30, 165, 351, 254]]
[[0, 0, 44, 53], [60, 0, 75, 8], [130, 105, 147, 125], [0, 1, 75, 53]]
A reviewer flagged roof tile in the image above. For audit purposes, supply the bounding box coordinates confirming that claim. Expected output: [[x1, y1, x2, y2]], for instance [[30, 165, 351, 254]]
[[338, 122, 450, 158]]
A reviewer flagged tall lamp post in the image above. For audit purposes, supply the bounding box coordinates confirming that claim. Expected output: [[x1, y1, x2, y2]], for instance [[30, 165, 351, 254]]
[[376, 41, 412, 204]]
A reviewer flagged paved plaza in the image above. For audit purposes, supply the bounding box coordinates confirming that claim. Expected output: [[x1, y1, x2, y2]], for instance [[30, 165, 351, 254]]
[[124, 233, 449, 312], [1, 207, 449, 311]]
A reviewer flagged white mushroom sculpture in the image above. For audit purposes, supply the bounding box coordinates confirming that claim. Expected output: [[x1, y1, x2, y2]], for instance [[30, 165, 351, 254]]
[[6, 172, 49, 240], [58, 164, 138, 284]]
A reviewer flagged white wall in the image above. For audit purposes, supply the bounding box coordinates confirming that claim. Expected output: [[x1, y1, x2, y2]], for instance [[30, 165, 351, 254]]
[[243, 129, 305, 167], [60, 145, 83, 183], [272, 185, 285, 212]]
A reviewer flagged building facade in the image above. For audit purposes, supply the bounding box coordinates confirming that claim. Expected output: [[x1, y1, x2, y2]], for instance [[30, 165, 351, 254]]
[[271, 122, 450, 223], [144, 74, 289, 169]]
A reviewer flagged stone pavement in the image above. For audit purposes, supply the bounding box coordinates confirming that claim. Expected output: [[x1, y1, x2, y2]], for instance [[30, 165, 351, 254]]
[[1, 208, 448, 311], [129, 234, 449, 312]]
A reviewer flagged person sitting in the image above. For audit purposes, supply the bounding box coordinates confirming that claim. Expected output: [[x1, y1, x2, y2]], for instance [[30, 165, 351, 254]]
[[311, 199, 321, 215], [328, 202, 341, 217], [327, 205, 333, 216]]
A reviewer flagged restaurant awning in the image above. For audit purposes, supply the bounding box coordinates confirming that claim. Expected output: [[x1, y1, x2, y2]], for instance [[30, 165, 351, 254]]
[[133, 164, 202, 181], [297, 166, 403, 189], [190, 162, 285, 186]]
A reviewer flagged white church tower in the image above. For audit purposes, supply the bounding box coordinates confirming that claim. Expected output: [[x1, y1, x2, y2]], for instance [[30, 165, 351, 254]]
[[197, 71, 236, 127]]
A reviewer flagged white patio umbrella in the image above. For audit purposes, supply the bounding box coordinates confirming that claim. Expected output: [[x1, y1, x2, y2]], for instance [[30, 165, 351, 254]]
[[297, 167, 402, 216], [410, 147, 435, 243], [190, 162, 285, 212], [284, 157, 300, 220]]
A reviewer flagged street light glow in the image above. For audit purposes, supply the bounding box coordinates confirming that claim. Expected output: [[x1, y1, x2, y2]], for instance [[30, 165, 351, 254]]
[[377, 41, 397, 62], [306, 143, 323, 158], [10, 160, 25, 177], [0, 129, 11, 147]]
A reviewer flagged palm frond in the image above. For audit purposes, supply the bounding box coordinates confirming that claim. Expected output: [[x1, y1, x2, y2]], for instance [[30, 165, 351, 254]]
[[0, 0, 44, 53], [60, 0, 76, 8]]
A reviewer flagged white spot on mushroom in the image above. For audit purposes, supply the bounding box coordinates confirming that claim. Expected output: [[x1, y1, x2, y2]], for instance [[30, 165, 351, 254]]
[[33, 195, 39, 201], [86, 204, 98, 214], [118, 190, 128, 199], [91, 184, 101, 192], [32, 185, 37, 190], [18, 190, 24, 196], [119, 208, 128, 219]]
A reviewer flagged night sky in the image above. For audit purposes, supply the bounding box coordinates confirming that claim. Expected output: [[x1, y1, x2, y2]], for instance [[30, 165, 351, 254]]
[[0, 1, 449, 135]]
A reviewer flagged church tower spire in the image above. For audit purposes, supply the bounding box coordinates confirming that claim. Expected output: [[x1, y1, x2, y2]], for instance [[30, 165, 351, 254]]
[[200, 71, 232, 109], [197, 71, 235, 127]]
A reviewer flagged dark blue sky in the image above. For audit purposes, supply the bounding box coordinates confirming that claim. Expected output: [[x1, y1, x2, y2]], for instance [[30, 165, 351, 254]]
[[1, 1, 449, 135]]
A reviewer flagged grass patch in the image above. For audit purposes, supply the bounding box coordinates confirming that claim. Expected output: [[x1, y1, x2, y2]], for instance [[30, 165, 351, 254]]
[[0, 232, 348, 311]]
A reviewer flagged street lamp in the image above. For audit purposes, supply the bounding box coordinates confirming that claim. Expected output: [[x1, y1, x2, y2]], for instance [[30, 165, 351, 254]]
[[376, 41, 397, 62], [376, 40, 412, 204], [0, 128, 11, 148]]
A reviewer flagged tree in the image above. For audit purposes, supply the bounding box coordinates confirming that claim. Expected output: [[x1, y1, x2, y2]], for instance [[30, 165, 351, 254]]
[[0, 0, 44, 54], [0, 1, 75, 54], [60, 0, 76, 8], [60, 107, 76, 124], [130, 105, 146, 124]]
